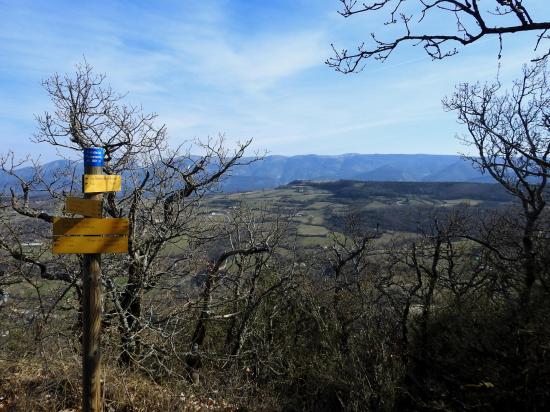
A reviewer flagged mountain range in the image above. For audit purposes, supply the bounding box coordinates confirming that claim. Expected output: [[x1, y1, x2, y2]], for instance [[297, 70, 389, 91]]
[[221, 154, 491, 191], [0, 154, 492, 193]]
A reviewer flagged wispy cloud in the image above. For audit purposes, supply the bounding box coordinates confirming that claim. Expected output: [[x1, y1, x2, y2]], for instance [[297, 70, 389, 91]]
[[170, 30, 326, 92], [0, 0, 543, 159]]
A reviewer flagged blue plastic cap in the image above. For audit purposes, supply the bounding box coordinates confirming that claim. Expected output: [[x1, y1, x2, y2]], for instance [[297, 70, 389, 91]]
[[83, 147, 105, 167]]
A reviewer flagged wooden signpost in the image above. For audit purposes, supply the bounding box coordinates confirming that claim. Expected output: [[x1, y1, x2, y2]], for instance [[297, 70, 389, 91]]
[[52, 148, 127, 412]]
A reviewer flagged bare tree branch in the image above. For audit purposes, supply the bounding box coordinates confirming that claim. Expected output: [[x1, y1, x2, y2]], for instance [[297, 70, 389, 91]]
[[328, 0, 550, 73]]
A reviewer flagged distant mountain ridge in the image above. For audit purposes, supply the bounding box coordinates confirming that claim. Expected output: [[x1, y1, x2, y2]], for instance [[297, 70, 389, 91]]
[[0, 154, 492, 193], [221, 154, 491, 191]]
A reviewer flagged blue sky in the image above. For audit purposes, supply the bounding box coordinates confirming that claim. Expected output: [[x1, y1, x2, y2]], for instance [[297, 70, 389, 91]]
[[0, 0, 548, 161]]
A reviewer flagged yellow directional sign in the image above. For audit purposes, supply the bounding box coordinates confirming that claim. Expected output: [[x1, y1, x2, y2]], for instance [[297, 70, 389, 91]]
[[52, 236, 128, 254], [54, 168, 127, 254], [83, 175, 121, 193], [65, 197, 102, 218], [53, 217, 128, 236]]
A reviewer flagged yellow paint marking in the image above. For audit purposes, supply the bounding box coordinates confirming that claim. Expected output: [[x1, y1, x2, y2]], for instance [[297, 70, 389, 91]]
[[83, 175, 121, 193]]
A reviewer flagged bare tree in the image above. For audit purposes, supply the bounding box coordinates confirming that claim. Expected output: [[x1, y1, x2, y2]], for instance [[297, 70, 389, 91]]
[[0, 62, 260, 367], [328, 0, 550, 73], [443, 58, 549, 316], [319, 228, 376, 351], [180, 205, 294, 383]]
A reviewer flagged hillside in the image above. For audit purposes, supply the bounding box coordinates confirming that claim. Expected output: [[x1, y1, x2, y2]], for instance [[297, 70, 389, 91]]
[[205, 180, 514, 248]]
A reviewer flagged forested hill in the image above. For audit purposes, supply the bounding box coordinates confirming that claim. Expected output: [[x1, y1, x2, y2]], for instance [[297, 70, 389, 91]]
[[292, 180, 513, 202], [0, 154, 493, 193]]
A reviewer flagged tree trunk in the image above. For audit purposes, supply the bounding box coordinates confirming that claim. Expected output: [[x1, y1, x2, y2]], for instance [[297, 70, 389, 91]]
[[119, 264, 143, 366], [192, 269, 215, 347], [519, 218, 537, 320]]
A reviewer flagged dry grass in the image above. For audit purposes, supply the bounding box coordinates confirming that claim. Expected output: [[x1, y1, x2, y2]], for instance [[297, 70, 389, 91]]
[[0, 357, 243, 411]]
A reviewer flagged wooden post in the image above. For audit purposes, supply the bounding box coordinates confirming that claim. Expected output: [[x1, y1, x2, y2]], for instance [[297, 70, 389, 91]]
[[82, 147, 104, 412], [52, 148, 126, 410]]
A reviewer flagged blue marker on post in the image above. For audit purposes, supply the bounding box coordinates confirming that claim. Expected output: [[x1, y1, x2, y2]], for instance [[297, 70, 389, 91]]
[[84, 147, 105, 168]]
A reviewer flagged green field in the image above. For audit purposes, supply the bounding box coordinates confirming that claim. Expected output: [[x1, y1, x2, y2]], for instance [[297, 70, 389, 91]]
[[204, 180, 514, 250]]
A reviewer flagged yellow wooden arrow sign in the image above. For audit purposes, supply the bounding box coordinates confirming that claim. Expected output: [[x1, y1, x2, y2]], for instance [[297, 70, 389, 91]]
[[65, 197, 102, 218], [52, 217, 129, 254], [53, 236, 128, 254], [53, 217, 128, 236], [83, 175, 121, 193]]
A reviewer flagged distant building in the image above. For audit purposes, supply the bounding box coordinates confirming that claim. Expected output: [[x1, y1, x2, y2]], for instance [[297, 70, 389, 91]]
[[294, 185, 306, 193], [21, 242, 43, 247]]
